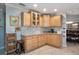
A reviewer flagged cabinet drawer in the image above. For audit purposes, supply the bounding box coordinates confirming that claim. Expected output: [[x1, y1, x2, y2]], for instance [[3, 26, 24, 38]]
[[7, 45, 16, 51], [32, 42, 38, 49], [26, 39, 32, 44], [25, 45, 32, 52]]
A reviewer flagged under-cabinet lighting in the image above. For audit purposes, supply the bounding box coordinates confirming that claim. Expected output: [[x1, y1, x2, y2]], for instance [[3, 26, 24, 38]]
[[72, 23, 78, 26], [66, 21, 73, 24]]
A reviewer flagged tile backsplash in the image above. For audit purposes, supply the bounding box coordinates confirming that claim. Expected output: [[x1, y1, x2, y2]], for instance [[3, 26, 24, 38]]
[[21, 27, 44, 36], [21, 27, 61, 36]]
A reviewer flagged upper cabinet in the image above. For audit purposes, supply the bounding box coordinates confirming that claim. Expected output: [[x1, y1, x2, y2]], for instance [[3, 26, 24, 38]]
[[22, 10, 62, 27], [22, 12, 31, 27], [22, 11, 40, 27], [42, 15, 51, 27], [31, 11, 40, 27], [39, 15, 44, 27], [51, 16, 62, 27]]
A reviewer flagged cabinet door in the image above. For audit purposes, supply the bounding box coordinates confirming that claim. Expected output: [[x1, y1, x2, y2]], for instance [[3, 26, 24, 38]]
[[51, 16, 61, 27], [24, 37, 32, 52], [52, 35, 61, 48], [38, 35, 45, 47], [23, 12, 31, 26], [43, 15, 50, 27], [31, 36, 38, 49], [36, 14, 40, 26], [46, 35, 53, 45], [31, 11, 37, 26], [39, 16, 44, 27]]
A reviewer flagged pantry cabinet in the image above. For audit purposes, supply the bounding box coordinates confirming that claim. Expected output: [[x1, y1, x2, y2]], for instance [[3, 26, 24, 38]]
[[22, 12, 31, 26], [42, 15, 51, 27], [51, 16, 62, 27]]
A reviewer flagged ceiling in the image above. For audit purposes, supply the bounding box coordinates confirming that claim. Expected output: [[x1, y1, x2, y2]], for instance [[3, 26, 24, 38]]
[[24, 3, 79, 15]]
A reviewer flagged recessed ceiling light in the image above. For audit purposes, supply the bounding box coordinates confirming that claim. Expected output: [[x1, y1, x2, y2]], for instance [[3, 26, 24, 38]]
[[43, 8, 47, 12], [54, 9, 57, 12], [33, 4, 38, 8]]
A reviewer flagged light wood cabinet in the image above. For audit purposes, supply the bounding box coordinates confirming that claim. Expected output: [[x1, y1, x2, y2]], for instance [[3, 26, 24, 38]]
[[22, 11, 62, 27], [24, 34, 61, 52], [51, 34, 61, 47], [24, 36, 39, 52], [51, 16, 62, 27], [7, 33, 16, 54], [42, 15, 51, 27], [31, 11, 40, 27], [24, 37, 32, 52], [31, 36, 38, 49], [46, 35, 53, 45], [22, 12, 31, 26], [39, 16, 44, 27]]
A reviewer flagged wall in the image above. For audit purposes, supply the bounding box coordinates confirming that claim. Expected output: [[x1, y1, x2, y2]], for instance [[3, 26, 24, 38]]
[[0, 3, 5, 54], [6, 4, 25, 33], [6, 4, 26, 40], [21, 27, 45, 36], [61, 14, 67, 47], [67, 14, 79, 22]]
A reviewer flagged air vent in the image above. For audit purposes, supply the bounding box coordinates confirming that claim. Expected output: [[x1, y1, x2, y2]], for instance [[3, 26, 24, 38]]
[[19, 3, 25, 7]]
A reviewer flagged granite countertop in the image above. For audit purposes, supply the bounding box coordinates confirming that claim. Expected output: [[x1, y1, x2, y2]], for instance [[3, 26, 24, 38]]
[[22, 33, 61, 37]]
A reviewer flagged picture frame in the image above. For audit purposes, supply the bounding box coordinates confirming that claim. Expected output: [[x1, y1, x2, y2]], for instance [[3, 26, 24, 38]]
[[10, 16, 19, 26]]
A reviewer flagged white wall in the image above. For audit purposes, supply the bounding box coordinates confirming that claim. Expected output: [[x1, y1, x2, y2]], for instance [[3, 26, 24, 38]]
[[6, 4, 26, 40], [61, 14, 67, 47], [6, 4, 26, 33]]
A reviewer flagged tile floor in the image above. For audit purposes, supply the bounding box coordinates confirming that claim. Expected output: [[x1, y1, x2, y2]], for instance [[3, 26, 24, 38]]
[[23, 43, 79, 55]]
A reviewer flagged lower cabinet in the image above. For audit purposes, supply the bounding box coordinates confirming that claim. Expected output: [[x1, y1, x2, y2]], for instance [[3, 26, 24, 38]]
[[48, 34, 61, 47], [24, 34, 61, 52], [24, 37, 32, 52]]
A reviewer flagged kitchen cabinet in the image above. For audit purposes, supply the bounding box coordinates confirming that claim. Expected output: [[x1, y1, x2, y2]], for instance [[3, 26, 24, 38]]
[[42, 15, 51, 27], [39, 16, 44, 27], [24, 36, 39, 52], [38, 35, 46, 47], [7, 33, 16, 54], [24, 34, 61, 52], [24, 37, 32, 52], [46, 35, 53, 45], [22, 12, 31, 26], [31, 36, 38, 49], [22, 11, 62, 27], [51, 34, 61, 47], [22, 11, 40, 27], [51, 16, 62, 27], [31, 11, 40, 27]]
